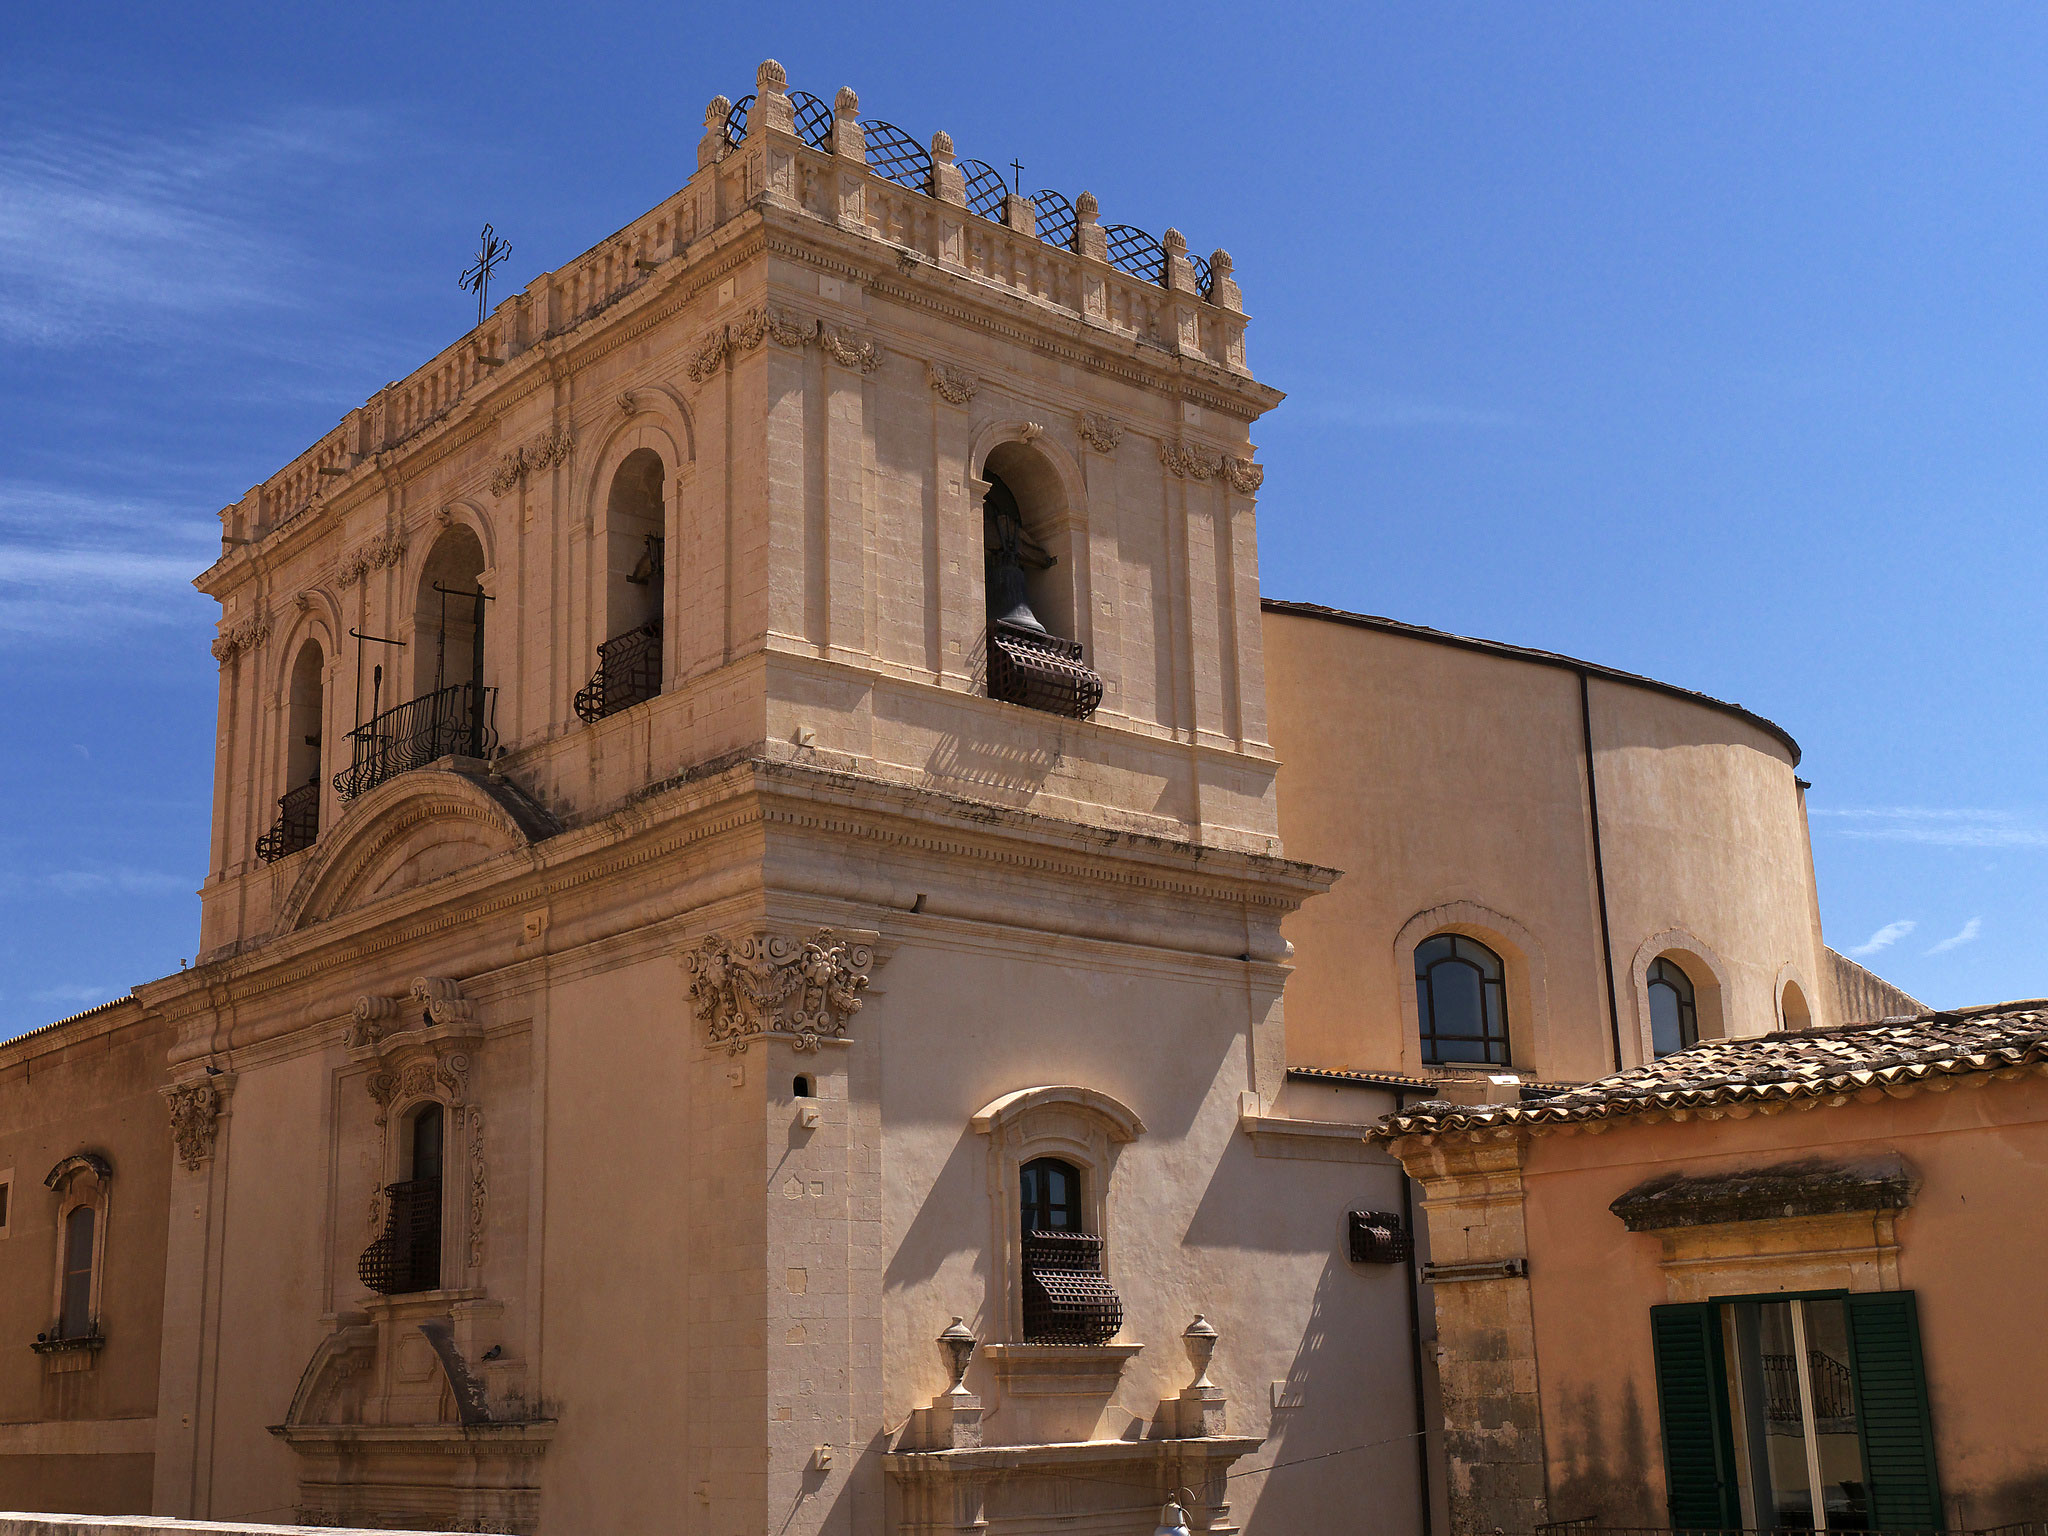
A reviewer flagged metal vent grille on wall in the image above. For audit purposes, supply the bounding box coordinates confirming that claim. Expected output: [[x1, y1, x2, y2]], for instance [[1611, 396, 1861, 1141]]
[[1347, 1209, 1412, 1265]]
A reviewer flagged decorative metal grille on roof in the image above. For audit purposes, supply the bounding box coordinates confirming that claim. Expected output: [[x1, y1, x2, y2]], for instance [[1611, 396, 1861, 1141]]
[[1030, 189, 1077, 251], [1103, 224, 1167, 284], [862, 119, 931, 192], [959, 159, 1008, 224], [788, 90, 833, 151], [723, 93, 754, 147], [1021, 1229, 1122, 1344], [1188, 250, 1213, 298]]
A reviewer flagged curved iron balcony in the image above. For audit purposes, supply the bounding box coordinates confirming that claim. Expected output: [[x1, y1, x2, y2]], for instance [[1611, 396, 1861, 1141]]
[[574, 621, 662, 724], [255, 781, 320, 863], [358, 1178, 443, 1296], [333, 682, 498, 801], [1021, 1229, 1122, 1344]]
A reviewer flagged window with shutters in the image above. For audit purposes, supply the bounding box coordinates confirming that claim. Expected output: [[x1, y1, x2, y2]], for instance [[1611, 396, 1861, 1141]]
[[1652, 1292, 1941, 1534]]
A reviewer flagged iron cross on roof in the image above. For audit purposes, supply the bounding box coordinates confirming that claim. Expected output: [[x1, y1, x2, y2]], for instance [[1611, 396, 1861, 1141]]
[[1009, 159, 1024, 194], [460, 224, 512, 328]]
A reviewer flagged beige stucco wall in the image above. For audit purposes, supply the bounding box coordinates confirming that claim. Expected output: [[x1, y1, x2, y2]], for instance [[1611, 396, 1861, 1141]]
[[1514, 1081, 2048, 1529], [0, 1003, 172, 1516], [1264, 607, 1831, 1082]]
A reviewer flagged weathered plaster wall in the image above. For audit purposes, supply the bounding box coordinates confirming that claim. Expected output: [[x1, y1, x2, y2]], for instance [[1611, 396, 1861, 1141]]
[[1265, 609, 1829, 1083], [0, 1003, 173, 1516]]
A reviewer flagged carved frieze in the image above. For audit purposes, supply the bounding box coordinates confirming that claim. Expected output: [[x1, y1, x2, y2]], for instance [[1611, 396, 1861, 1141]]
[[488, 426, 574, 497], [467, 1110, 488, 1268], [1222, 456, 1264, 494], [926, 361, 978, 405], [211, 611, 273, 664], [683, 928, 875, 1054], [819, 323, 884, 372], [367, 1052, 471, 1111], [339, 530, 408, 584], [1077, 413, 1124, 453], [162, 1079, 225, 1171]]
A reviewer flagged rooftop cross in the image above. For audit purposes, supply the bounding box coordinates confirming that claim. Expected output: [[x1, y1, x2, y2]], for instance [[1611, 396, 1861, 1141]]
[[1009, 159, 1024, 193], [459, 224, 512, 329]]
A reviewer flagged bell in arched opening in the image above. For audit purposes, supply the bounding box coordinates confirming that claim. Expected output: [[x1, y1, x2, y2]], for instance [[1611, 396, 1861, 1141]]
[[983, 472, 1051, 635], [981, 470, 1103, 720]]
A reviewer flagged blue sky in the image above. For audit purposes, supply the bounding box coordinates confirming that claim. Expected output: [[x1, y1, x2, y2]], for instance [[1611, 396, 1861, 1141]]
[[2, 4, 2042, 1035]]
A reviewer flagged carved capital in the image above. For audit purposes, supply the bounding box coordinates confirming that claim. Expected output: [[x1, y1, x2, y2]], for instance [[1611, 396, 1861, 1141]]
[[1222, 456, 1264, 495], [211, 611, 273, 665], [682, 928, 876, 1054], [1160, 439, 1219, 480], [162, 1078, 230, 1171]]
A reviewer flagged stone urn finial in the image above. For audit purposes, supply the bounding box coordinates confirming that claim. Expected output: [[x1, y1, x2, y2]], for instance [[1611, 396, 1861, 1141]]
[[1182, 1314, 1218, 1391], [939, 1316, 976, 1396]]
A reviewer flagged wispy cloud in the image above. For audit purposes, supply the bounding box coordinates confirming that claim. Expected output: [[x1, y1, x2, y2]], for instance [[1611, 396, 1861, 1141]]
[[0, 865, 193, 899], [1849, 919, 1915, 957], [29, 983, 121, 1008], [0, 481, 216, 640], [0, 106, 373, 347], [1927, 917, 1983, 955], [1810, 806, 2048, 849]]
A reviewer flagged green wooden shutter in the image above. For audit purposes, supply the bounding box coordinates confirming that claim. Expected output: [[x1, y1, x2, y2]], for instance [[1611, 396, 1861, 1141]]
[[1651, 1303, 1739, 1530], [1846, 1292, 1944, 1532]]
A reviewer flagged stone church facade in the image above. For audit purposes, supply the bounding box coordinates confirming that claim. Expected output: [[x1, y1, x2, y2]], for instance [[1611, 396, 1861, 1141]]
[[0, 62, 1916, 1536]]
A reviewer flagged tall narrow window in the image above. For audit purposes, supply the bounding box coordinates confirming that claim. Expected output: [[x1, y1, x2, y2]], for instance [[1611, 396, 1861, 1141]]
[[258, 640, 324, 860], [980, 443, 1102, 721], [58, 1206, 95, 1339], [1649, 957, 1700, 1057], [576, 449, 666, 723], [358, 1102, 445, 1296], [1017, 1156, 1118, 1343], [1415, 934, 1510, 1066]]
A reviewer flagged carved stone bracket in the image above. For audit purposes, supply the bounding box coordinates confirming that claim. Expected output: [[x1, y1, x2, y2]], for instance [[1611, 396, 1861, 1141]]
[[367, 1051, 472, 1113], [682, 928, 877, 1054], [211, 610, 273, 664], [926, 361, 978, 405], [1077, 414, 1124, 453], [351, 976, 481, 1115], [162, 1076, 233, 1171]]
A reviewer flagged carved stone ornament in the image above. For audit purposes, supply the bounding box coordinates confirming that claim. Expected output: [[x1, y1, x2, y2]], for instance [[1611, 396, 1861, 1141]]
[[467, 1110, 488, 1268], [488, 426, 574, 496], [818, 322, 884, 374], [1077, 413, 1124, 454], [926, 361, 977, 405], [163, 1080, 224, 1171], [338, 529, 408, 584], [1159, 439, 1219, 480], [687, 304, 815, 382], [1223, 456, 1264, 494], [683, 928, 875, 1054], [367, 1051, 471, 1111], [210, 610, 273, 664]]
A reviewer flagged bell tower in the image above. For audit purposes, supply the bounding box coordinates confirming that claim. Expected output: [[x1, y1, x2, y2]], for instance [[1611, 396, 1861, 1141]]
[[168, 58, 1359, 1536]]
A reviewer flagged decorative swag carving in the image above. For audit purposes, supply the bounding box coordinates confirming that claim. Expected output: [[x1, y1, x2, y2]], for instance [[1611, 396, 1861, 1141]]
[[683, 928, 876, 1053]]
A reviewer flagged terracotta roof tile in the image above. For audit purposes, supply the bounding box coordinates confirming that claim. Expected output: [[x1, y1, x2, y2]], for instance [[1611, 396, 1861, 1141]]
[[1370, 999, 2048, 1140]]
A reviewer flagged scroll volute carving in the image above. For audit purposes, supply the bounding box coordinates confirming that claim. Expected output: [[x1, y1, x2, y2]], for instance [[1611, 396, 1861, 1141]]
[[682, 927, 879, 1054]]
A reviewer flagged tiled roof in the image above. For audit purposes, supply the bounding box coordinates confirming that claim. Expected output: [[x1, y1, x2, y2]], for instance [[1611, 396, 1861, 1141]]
[[1371, 999, 2048, 1140]]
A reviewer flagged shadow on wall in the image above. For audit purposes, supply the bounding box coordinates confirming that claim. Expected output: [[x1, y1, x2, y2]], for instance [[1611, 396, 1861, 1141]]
[[1547, 1379, 1657, 1527], [882, 1125, 988, 1298], [921, 730, 1060, 805]]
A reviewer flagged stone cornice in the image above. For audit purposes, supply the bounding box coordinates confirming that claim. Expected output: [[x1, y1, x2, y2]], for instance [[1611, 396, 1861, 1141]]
[[141, 750, 1331, 1063]]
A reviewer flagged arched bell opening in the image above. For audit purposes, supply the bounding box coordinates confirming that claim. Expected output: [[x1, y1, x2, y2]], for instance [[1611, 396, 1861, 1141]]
[[980, 441, 1101, 721], [576, 449, 667, 723], [335, 527, 498, 801], [258, 639, 326, 860]]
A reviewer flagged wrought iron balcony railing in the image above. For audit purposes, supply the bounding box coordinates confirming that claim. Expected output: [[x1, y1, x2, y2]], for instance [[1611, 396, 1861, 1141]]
[[1021, 1228, 1122, 1344], [574, 621, 662, 724], [333, 682, 498, 801], [358, 1178, 443, 1296], [255, 781, 320, 862], [987, 621, 1105, 721]]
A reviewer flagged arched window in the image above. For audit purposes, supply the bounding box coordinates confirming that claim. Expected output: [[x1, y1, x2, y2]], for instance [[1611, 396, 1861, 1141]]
[[1415, 934, 1510, 1066], [359, 1102, 445, 1296], [58, 1206, 95, 1340], [338, 526, 495, 799], [981, 442, 1102, 720], [1020, 1156, 1081, 1235], [1649, 957, 1699, 1057], [258, 639, 324, 860], [1781, 979, 1812, 1032], [576, 450, 666, 722]]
